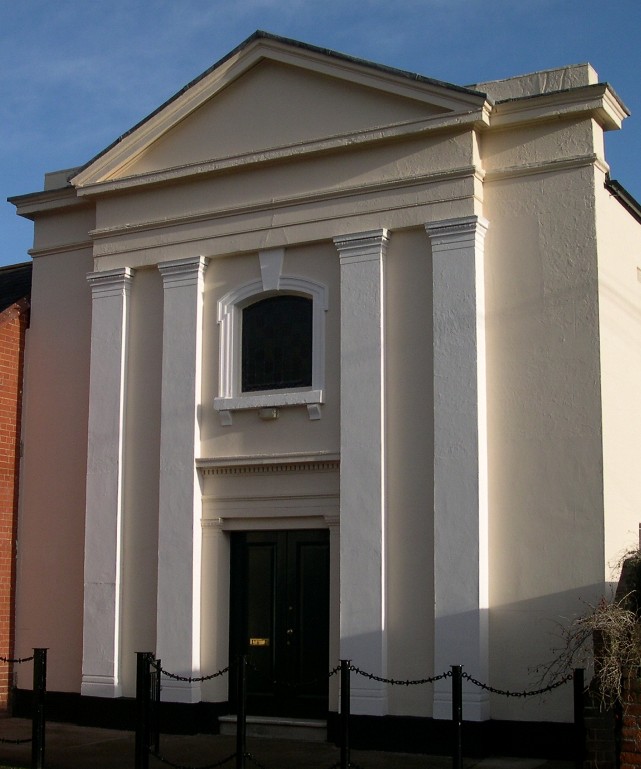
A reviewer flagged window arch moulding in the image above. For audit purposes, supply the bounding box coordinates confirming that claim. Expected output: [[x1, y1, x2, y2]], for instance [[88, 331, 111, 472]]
[[214, 275, 328, 425]]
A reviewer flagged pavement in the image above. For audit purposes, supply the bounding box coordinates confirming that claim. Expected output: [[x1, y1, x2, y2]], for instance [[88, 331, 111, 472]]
[[0, 719, 574, 769]]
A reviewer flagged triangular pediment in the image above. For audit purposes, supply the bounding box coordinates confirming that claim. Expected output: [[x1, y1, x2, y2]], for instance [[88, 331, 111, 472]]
[[72, 32, 487, 189]]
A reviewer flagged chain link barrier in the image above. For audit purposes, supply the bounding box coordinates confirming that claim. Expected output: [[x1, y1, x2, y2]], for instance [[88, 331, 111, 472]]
[[0, 649, 46, 757], [150, 658, 233, 684], [326, 761, 366, 769], [350, 665, 451, 687], [0, 736, 33, 745], [462, 671, 574, 698], [138, 657, 578, 769], [245, 751, 270, 769], [150, 750, 237, 769], [0, 654, 34, 664]]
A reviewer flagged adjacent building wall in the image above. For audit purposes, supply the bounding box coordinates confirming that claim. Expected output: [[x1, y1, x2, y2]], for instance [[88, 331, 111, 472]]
[[15, 207, 94, 693], [0, 297, 29, 708], [595, 176, 641, 575]]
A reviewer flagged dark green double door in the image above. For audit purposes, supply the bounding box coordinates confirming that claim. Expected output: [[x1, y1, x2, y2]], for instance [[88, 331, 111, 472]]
[[230, 530, 330, 718]]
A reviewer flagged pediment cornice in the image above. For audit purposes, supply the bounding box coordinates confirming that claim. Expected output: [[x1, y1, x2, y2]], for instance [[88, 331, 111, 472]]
[[70, 32, 488, 190], [74, 107, 490, 198]]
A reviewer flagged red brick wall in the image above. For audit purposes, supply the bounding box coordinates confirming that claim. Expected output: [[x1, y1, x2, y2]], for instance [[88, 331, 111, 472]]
[[583, 690, 617, 769], [620, 673, 641, 769], [0, 300, 29, 710]]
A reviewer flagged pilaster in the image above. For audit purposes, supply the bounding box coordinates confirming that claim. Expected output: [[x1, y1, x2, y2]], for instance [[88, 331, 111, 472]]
[[82, 267, 134, 698], [425, 216, 490, 721], [156, 256, 208, 703], [200, 518, 230, 702], [334, 229, 389, 715]]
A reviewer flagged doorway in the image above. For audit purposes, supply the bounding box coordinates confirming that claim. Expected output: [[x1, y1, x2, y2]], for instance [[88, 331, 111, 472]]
[[229, 529, 330, 718]]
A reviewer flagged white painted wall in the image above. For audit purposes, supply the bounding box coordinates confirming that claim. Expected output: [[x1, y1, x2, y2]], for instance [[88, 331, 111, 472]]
[[595, 174, 641, 573], [16, 209, 94, 691], [483, 153, 605, 721], [385, 228, 434, 716]]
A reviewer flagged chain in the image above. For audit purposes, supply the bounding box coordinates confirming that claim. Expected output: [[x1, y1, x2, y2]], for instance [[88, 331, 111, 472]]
[[461, 671, 573, 698], [248, 661, 449, 688], [350, 665, 452, 686], [0, 655, 34, 664], [151, 660, 232, 683], [151, 749, 236, 769], [246, 752, 270, 769]]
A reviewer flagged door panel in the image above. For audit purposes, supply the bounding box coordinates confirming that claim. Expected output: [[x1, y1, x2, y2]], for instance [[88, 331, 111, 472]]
[[230, 530, 330, 717]]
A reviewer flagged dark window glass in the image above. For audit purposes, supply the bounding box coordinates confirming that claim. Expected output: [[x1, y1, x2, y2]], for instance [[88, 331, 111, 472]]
[[242, 295, 313, 392]]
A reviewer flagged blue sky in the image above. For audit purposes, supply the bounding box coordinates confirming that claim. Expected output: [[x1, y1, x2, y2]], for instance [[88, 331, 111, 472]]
[[1, 0, 640, 267]]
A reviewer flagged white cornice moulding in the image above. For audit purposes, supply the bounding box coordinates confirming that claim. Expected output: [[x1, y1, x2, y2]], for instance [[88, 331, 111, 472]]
[[9, 186, 89, 219], [29, 240, 93, 259], [484, 153, 609, 183], [489, 83, 628, 131], [196, 450, 340, 469]]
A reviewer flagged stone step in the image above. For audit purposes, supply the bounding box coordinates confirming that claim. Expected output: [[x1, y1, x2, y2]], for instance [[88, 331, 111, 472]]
[[218, 715, 327, 742]]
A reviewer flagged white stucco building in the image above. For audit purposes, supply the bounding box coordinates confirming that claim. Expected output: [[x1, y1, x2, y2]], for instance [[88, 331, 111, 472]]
[[9, 31, 641, 751]]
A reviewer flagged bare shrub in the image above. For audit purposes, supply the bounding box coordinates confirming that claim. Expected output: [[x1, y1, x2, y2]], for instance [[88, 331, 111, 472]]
[[542, 592, 641, 710]]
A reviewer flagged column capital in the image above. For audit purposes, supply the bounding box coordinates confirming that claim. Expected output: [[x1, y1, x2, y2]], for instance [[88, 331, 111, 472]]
[[158, 256, 209, 289], [87, 267, 134, 298], [334, 229, 389, 265], [425, 216, 489, 248]]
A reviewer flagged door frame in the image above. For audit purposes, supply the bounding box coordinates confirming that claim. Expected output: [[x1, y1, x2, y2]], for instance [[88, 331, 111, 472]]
[[229, 528, 331, 717]]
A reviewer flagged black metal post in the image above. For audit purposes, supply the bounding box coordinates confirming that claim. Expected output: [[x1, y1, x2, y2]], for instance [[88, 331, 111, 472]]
[[151, 658, 161, 756], [340, 659, 351, 769], [573, 668, 585, 769], [236, 655, 247, 769], [135, 652, 152, 769], [451, 665, 463, 769], [31, 648, 46, 769]]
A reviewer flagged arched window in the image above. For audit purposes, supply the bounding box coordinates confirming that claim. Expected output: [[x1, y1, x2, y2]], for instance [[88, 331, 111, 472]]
[[215, 275, 327, 423], [241, 295, 313, 392]]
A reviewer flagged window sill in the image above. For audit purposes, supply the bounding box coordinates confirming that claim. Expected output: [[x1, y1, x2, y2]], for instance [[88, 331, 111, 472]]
[[214, 389, 323, 425]]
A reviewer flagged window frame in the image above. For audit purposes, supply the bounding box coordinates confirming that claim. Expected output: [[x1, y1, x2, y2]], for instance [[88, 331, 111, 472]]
[[214, 276, 327, 421]]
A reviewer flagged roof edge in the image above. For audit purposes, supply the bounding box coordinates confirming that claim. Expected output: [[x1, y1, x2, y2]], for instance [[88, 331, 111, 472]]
[[70, 30, 487, 184], [605, 176, 641, 226]]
